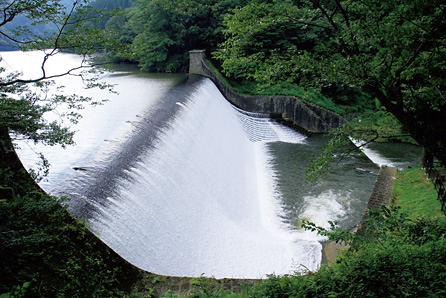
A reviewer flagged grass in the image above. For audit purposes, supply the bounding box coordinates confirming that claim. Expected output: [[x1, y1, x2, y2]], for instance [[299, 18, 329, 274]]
[[392, 167, 444, 218]]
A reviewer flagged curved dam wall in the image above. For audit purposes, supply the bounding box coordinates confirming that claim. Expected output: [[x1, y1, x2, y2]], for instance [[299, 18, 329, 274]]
[[189, 50, 347, 134]]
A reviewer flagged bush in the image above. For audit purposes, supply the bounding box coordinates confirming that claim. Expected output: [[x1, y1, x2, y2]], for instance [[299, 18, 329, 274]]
[[0, 192, 139, 296], [245, 208, 446, 298]]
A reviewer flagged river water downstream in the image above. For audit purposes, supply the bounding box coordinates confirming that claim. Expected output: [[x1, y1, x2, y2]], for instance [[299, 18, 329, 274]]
[[3, 51, 422, 278]]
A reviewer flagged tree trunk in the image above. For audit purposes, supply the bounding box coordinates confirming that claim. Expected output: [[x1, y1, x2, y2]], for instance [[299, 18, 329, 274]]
[[366, 85, 446, 167], [0, 128, 42, 196]]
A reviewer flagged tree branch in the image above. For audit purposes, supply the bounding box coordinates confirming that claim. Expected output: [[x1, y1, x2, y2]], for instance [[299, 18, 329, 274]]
[[38, 1, 80, 79], [0, 60, 111, 87], [283, 15, 332, 31], [395, 7, 446, 79], [311, 0, 338, 31], [0, 1, 112, 87], [1, 0, 18, 27], [0, 29, 33, 44]]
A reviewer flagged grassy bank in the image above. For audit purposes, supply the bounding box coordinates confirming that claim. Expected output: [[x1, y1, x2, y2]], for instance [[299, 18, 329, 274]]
[[392, 167, 444, 218]]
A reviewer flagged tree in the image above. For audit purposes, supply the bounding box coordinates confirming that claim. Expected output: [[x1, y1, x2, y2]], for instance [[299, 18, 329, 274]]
[[0, 3, 143, 295], [215, 0, 446, 166], [91, 0, 134, 11], [214, 1, 324, 85], [0, 0, 126, 181], [119, 0, 248, 72], [87, 0, 134, 29], [0, 192, 141, 296], [299, 207, 446, 296]]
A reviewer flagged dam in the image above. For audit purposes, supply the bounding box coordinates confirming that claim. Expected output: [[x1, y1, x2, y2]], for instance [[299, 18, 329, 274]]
[[82, 77, 319, 278], [7, 51, 421, 279]]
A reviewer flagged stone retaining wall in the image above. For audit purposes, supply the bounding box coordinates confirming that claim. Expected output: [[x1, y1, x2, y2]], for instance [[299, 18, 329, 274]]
[[357, 165, 397, 235], [136, 274, 258, 297], [189, 50, 347, 134]]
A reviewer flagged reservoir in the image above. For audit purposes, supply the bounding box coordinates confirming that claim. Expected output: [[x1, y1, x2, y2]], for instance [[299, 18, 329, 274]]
[[4, 51, 421, 278]]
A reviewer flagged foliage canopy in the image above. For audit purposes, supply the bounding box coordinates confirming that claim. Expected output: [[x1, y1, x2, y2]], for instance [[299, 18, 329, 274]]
[[215, 0, 446, 165], [0, 191, 140, 296], [107, 0, 248, 72]]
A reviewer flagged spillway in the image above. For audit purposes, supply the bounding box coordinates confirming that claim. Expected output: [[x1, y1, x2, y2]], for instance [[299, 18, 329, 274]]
[[65, 77, 319, 278], [6, 51, 420, 279]]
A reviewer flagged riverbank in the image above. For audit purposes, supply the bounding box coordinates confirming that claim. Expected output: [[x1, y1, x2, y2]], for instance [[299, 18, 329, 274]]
[[321, 165, 444, 267], [393, 167, 443, 218]]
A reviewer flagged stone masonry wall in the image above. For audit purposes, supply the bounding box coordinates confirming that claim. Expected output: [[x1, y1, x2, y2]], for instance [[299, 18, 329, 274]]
[[357, 165, 398, 235], [189, 50, 347, 134]]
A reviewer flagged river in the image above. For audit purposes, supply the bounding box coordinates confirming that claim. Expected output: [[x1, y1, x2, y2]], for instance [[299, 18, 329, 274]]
[[2, 51, 422, 278]]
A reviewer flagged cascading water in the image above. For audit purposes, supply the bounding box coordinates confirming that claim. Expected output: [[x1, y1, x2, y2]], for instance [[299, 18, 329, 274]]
[[351, 138, 422, 170], [9, 51, 421, 279], [79, 77, 320, 278]]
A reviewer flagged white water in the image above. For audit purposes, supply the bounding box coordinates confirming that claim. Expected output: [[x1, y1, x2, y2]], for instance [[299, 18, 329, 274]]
[[3, 51, 336, 278], [297, 189, 354, 241], [350, 138, 396, 168], [88, 79, 320, 278]]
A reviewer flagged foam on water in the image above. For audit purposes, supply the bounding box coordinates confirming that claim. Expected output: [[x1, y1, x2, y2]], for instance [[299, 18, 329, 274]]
[[297, 190, 354, 241]]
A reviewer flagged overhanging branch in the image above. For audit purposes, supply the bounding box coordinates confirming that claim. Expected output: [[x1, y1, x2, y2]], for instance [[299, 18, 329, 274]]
[[0, 61, 111, 87]]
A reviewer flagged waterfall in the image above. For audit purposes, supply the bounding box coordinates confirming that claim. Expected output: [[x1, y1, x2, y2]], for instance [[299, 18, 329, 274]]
[[6, 50, 324, 278], [7, 51, 413, 279], [82, 78, 320, 278]]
